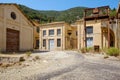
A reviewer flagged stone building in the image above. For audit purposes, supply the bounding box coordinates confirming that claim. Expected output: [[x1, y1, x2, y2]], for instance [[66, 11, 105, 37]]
[[76, 6, 117, 50], [0, 4, 34, 52], [39, 22, 77, 51], [32, 21, 40, 49]]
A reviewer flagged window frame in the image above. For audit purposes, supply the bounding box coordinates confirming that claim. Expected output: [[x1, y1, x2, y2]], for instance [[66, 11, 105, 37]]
[[57, 39, 61, 47], [43, 39, 46, 47], [57, 29, 61, 36], [86, 26, 93, 34], [49, 29, 54, 36], [43, 30, 46, 36]]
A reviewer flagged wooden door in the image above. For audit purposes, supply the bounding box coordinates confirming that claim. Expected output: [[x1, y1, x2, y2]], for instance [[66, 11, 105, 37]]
[[6, 28, 19, 52]]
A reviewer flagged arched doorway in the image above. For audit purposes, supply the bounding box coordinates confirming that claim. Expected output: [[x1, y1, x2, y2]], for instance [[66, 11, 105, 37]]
[[102, 28, 115, 48], [110, 30, 115, 47]]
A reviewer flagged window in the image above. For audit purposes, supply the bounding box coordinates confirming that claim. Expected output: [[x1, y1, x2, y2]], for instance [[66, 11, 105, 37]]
[[49, 29, 54, 36], [86, 37, 93, 47], [11, 12, 16, 20], [57, 29, 61, 36], [76, 31, 78, 36], [57, 39, 61, 47], [36, 27, 39, 33], [43, 30, 46, 36], [86, 26, 93, 34], [43, 39, 46, 47], [36, 40, 39, 49]]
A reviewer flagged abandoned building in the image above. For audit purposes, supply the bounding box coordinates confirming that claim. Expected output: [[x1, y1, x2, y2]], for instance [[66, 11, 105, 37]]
[[76, 5, 120, 51], [0, 4, 34, 52], [39, 22, 77, 51]]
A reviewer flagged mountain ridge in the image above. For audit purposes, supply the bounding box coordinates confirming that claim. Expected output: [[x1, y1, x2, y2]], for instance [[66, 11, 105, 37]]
[[18, 4, 116, 24]]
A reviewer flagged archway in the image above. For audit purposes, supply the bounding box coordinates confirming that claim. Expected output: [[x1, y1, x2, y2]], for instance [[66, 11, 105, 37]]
[[110, 29, 115, 47]]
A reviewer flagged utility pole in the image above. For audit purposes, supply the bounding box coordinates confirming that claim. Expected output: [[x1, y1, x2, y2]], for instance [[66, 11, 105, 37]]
[[84, 10, 87, 48], [107, 8, 110, 48]]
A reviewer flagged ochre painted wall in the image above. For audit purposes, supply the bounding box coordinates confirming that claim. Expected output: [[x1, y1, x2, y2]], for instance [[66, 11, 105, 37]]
[[0, 4, 33, 52]]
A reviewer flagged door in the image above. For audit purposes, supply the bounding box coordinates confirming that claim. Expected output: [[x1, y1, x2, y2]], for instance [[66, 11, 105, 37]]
[[6, 28, 19, 52], [49, 39, 54, 50], [87, 37, 93, 47], [36, 40, 39, 49]]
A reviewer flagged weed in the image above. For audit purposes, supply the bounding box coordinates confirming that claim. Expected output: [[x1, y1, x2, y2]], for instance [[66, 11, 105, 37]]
[[25, 51, 32, 57], [106, 47, 120, 57], [19, 57, 25, 62]]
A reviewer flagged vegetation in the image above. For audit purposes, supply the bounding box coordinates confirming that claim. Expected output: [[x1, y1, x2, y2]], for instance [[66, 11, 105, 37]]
[[19, 57, 25, 62], [110, 8, 117, 17], [81, 47, 94, 53], [18, 4, 86, 24], [86, 47, 94, 52], [81, 47, 86, 53], [106, 47, 120, 57], [25, 51, 32, 57], [18, 5, 117, 24]]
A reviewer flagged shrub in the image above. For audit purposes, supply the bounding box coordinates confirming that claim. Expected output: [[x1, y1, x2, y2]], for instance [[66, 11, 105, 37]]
[[81, 47, 86, 53], [25, 51, 32, 57], [86, 47, 93, 52], [19, 57, 25, 62], [106, 47, 120, 57]]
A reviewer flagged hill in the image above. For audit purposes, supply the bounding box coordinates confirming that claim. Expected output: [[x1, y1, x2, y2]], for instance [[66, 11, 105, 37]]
[[18, 4, 86, 24], [18, 5, 116, 24]]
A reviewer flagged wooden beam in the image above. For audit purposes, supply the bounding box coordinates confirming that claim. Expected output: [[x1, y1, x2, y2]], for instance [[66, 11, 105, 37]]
[[84, 10, 87, 48], [108, 8, 110, 48]]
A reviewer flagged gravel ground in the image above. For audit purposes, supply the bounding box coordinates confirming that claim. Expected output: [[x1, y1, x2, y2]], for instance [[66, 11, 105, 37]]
[[0, 51, 120, 80], [0, 51, 83, 80]]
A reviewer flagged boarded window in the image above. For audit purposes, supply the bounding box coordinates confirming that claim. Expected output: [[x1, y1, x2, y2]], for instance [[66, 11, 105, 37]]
[[57, 39, 61, 47]]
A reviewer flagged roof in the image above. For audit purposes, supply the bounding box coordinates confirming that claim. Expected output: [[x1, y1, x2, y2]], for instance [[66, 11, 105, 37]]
[[84, 6, 110, 21], [40, 21, 65, 26], [0, 3, 35, 26]]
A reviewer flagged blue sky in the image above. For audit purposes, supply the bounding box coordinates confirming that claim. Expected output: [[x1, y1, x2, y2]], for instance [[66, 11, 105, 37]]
[[0, 0, 119, 11]]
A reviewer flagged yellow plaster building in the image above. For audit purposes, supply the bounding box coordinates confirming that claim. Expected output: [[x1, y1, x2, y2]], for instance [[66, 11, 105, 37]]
[[0, 4, 34, 52], [77, 6, 117, 50], [39, 22, 77, 51], [32, 21, 40, 49]]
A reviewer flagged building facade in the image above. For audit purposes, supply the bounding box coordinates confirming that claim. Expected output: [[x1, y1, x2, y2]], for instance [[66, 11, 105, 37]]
[[77, 6, 117, 50], [33, 21, 40, 49], [116, 3, 120, 50], [0, 4, 34, 52], [39, 22, 77, 51]]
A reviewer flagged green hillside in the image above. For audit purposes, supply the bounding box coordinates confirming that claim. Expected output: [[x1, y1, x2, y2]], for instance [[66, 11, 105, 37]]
[[18, 4, 86, 24], [18, 4, 116, 24]]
